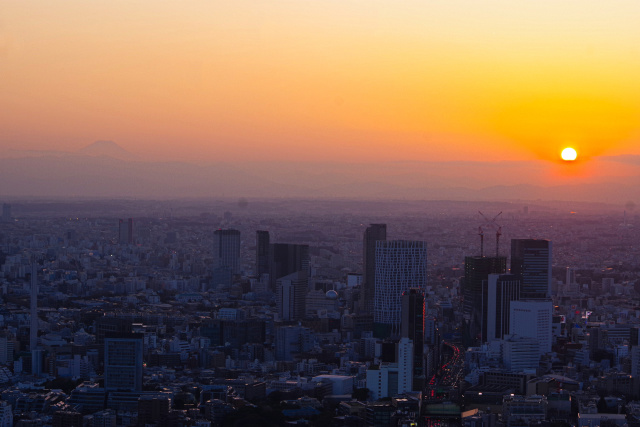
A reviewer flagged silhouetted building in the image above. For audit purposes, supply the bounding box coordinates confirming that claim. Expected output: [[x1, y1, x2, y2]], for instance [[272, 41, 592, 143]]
[[362, 224, 387, 315], [276, 271, 308, 321], [104, 333, 143, 391], [213, 229, 241, 275], [510, 239, 552, 299], [269, 243, 309, 292], [401, 288, 425, 390], [30, 263, 41, 376], [462, 256, 507, 344], [256, 230, 270, 278], [482, 274, 520, 343], [118, 218, 133, 244], [374, 240, 427, 338]]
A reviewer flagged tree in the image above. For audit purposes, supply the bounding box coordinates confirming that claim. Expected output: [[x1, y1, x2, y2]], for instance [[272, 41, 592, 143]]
[[352, 388, 369, 401], [222, 405, 285, 427]]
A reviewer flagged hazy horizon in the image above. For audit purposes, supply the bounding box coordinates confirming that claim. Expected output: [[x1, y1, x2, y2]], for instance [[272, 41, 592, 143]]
[[0, 140, 639, 205]]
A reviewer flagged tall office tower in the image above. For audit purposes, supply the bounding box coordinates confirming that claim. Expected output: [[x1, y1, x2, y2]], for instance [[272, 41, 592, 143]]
[[462, 256, 507, 344], [401, 289, 425, 390], [213, 229, 241, 275], [510, 239, 552, 299], [269, 243, 309, 291], [30, 264, 38, 352], [1, 203, 11, 222], [30, 263, 42, 376], [565, 267, 575, 286], [362, 224, 387, 314], [255, 230, 270, 278], [397, 337, 414, 394], [374, 240, 427, 337], [276, 271, 308, 321], [482, 274, 520, 343], [118, 218, 133, 244], [365, 338, 414, 400], [104, 333, 144, 391], [510, 300, 553, 356], [0, 336, 14, 365]]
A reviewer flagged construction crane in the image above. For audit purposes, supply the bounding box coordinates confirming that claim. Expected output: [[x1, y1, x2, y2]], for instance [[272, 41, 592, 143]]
[[478, 211, 503, 257], [477, 226, 485, 257]]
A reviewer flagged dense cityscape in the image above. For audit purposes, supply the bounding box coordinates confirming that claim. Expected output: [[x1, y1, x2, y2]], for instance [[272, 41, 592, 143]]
[[0, 198, 638, 426]]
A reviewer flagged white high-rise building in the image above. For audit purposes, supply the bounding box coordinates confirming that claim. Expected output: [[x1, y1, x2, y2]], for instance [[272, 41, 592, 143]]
[[374, 240, 427, 337], [366, 338, 414, 400], [397, 337, 414, 394], [503, 335, 540, 372], [510, 300, 553, 356]]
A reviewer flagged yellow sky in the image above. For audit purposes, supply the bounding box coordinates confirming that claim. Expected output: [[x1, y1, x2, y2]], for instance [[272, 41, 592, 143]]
[[1, 1, 640, 164]]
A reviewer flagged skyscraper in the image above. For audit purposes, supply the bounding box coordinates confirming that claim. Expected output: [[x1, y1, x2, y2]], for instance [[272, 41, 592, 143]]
[[29, 263, 44, 376], [104, 333, 144, 391], [276, 271, 308, 321], [118, 218, 133, 244], [362, 224, 386, 314], [30, 263, 38, 353], [401, 288, 425, 390], [462, 256, 507, 344], [365, 337, 414, 400], [397, 337, 414, 394], [269, 243, 309, 291], [255, 230, 270, 278], [510, 239, 552, 299], [213, 229, 241, 275], [482, 274, 520, 343], [510, 300, 553, 356], [374, 240, 427, 337]]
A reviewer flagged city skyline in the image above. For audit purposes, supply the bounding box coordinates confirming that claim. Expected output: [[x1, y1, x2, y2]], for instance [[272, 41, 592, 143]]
[[0, 198, 639, 425], [2, 1, 640, 422]]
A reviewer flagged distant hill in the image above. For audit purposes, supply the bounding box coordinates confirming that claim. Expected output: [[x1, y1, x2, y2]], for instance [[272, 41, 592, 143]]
[[78, 140, 140, 161]]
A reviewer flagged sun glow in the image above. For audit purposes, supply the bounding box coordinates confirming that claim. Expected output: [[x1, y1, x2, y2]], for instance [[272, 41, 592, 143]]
[[561, 147, 578, 161]]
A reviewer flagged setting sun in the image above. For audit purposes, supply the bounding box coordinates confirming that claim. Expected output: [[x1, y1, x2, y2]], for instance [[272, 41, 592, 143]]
[[561, 147, 578, 161]]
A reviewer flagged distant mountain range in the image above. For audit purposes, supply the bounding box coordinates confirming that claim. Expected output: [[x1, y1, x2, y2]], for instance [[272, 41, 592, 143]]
[[1, 141, 639, 204], [78, 140, 140, 161]]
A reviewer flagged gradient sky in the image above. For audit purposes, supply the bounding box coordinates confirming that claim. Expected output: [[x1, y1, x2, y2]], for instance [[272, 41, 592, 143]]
[[2, 1, 640, 165]]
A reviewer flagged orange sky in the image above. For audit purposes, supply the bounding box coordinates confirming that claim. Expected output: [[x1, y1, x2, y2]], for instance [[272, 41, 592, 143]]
[[1, 1, 640, 165]]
